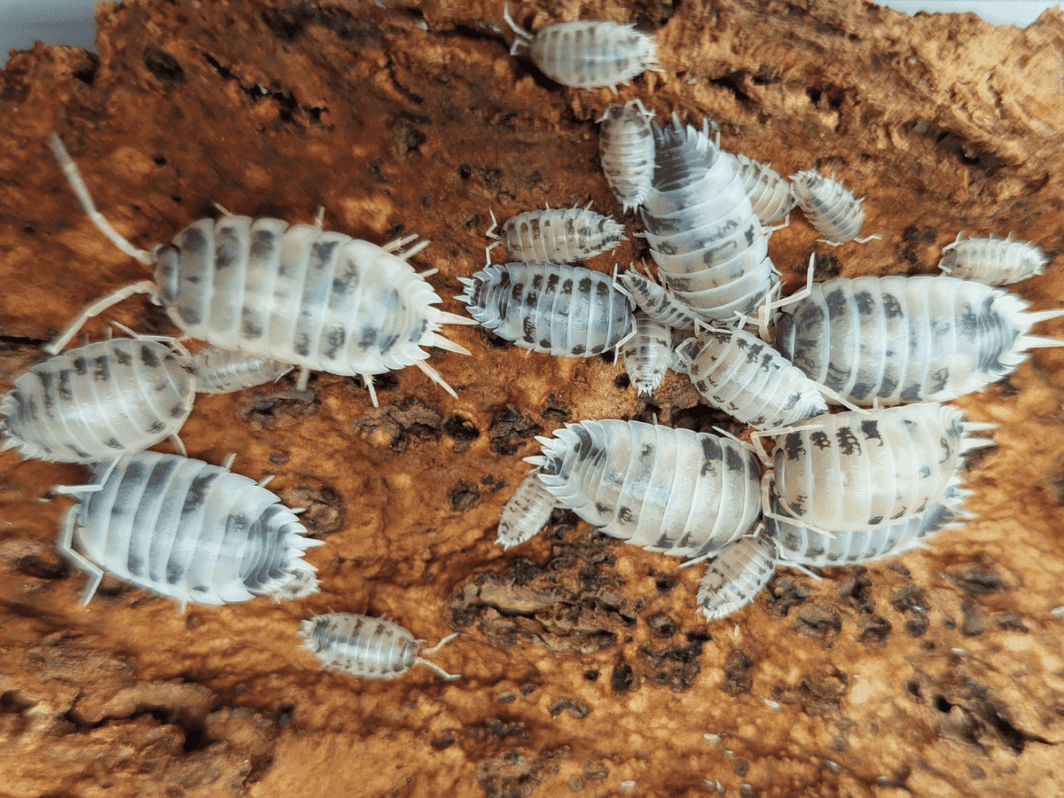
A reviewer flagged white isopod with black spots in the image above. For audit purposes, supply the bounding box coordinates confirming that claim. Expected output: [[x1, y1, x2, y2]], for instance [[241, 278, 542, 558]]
[[767, 403, 992, 533], [622, 311, 673, 395], [789, 170, 867, 244], [503, 5, 659, 89], [526, 419, 763, 559], [299, 612, 459, 680], [674, 327, 828, 430], [599, 99, 656, 212], [774, 274, 1063, 406], [615, 266, 705, 332], [191, 346, 293, 393], [696, 531, 779, 620], [938, 232, 1049, 285], [45, 134, 473, 407], [727, 153, 794, 228], [485, 206, 625, 265], [1, 337, 194, 464], [457, 262, 634, 356], [497, 468, 557, 549], [56, 451, 324, 607]]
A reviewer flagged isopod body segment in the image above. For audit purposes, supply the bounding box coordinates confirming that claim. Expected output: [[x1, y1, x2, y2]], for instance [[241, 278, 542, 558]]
[[727, 153, 794, 227], [599, 99, 656, 212], [487, 206, 625, 265], [938, 232, 1049, 285], [300, 612, 459, 680], [789, 170, 866, 244]]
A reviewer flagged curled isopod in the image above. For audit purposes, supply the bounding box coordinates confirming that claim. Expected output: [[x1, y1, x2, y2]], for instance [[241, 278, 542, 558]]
[[497, 469, 557, 549], [191, 346, 293, 393], [774, 274, 1063, 406], [300, 612, 459, 680], [696, 531, 779, 620], [727, 153, 794, 227], [938, 232, 1049, 285], [504, 5, 659, 89], [1, 336, 194, 464], [674, 327, 828, 430], [486, 206, 625, 265], [768, 403, 991, 533], [457, 262, 634, 356], [622, 311, 673, 395], [614, 265, 704, 331], [789, 170, 866, 244], [599, 99, 656, 211], [56, 451, 324, 607], [46, 134, 473, 407], [526, 419, 762, 559]]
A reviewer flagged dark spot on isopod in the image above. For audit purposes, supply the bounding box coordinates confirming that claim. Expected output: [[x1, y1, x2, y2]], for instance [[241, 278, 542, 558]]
[[72, 357, 88, 376], [143, 47, 185, 83]]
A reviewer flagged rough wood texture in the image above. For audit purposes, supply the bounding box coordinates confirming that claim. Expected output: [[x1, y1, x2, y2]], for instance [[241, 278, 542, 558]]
[[2, 1, 1064, 796]]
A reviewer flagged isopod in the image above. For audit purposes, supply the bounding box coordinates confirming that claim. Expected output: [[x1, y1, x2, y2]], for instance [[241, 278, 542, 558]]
[[621, 311, 673, 395], [497, 468, 557, 549], [485, 205, 625, 265], [938, 231, 1049, 285], [191, 346, 293, 393], [457, 262, 634, 356], [640, 115, 776, 323], [503, 5, 659, 90], [598, 99, 656, 212], [774, 274, 1063, 405], [1, 336, 194, 464], [526, 419, 762, 558], [299, 612, 459, 680], [789, 170, 867, 244], [674, 327, 828, 430], [45, 134, 473, 407], [614, 265, 704, 331], [767, 403, 991, 533], [56, 451, 324, 607], [727, 153, 795, 227], [696, 531, 779, 620]]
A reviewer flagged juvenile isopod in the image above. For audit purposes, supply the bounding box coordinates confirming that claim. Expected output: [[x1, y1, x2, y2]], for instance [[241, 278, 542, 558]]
[[191, 346, 293, 393], [727, 153, 795, 227], [621, 311, 673, 395], [503, 5, 659, 90], [774, 274, 1063, 405], [457, 262, 634, 356], [299, 612, 459, 680], [1, 336, 194, 464], [674, 327, 828, 430], [789, 170, 868, 244], [485, 205, 625, 265], [938, 232, 1049, 285], [696, 531, 779, 620], [45, 134, 474, 407], [599, 99, 656, 212], [526, 419, 762, 559], [55, 451, 324, 607], [614, 265, 705, 331], [496, 468, 557, 549]]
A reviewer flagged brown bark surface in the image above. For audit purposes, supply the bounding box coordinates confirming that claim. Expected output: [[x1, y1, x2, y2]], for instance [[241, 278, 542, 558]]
[[2, 1, 1064, 796]]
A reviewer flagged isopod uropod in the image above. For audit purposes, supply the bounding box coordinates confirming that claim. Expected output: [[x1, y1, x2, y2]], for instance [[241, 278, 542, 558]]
[[938, 232, 1049, 285], [598, 99, 656, 212], [485, 205, 625, 265], [191, 346, 294, 394], [45, 134, 474, 407], [497, 468, 557, 549], [789, 170, 867, 244], [56, 451, 324, 607], [1, 336, 194, 464], [299, 612, 459, 680]]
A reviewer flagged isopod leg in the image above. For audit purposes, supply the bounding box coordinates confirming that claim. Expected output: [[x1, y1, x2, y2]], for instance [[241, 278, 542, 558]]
[[45, 280, 158, 355], [168, 433, 187, 458], [56, 506, 105, 606], [296, 367, 310, 391], [361, 374, 379, 408]]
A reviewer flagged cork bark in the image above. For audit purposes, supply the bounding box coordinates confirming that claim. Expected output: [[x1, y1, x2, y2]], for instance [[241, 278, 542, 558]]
[[2, 1, 1064, 796]]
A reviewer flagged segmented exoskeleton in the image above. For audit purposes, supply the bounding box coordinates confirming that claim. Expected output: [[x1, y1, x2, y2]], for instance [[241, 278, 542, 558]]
[[727, 153, 794, 227], [614, 265, 704, 331], [789, 170, 867, 244], [497, 469, 557, 549], [938, 232, 1049, 285], [622, 311, 673, 395], [696, 531, 779, 620], [486, 206, 624, 265], [599, 99, 656, 212], [191, 346, 293, 393]]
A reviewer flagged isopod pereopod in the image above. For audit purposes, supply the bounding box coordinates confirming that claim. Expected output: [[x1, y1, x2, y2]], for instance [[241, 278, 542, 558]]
[[299, 612, 459, 680], [938, 232, 1049, 285], [191, 346, 293, 393], [497, 469, 557, 549], [599, 99, 656, 212], [696, 531, 779, 620], [485, 205, 625, 265], [789, 170, 868, 244]]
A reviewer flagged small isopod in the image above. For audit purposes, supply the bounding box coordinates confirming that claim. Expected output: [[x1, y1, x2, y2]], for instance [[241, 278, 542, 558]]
[[614, 265, 704, 331], [727, 153, 795, 227], [299, 612, 459, 680], [56, 451, 324, 607], [191, 346, 293, 393], [789, 170, 867, 244], [938, 232, 1049, 285], [457, 262, 634, 356], [622, 311, 673, 395], [599, 99, 656, 212], [497, 468, 557, 549], [696, 531, 779, 620], [1, 336, 194, 464], [485, 205, 624, 265], [503, 5, 659, 90]]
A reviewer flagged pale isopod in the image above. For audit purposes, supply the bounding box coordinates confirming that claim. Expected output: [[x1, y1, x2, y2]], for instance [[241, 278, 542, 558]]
[[191, 346, 293, 393], [497, 468, 557, 549], [614, 265, 704, 331], [485, 205, 624, 265], [503, 5, 659, 90], [457, 262, 634, 356], [621, 311, 673, 395], [599, 99, 656, 212], [674, 327, 828, 430], [696, 531, 779, 620], [727, 153, 794, 227], [938, 231, 1049, 285], [45, 134, 473, 407], [789, 170, 866, 244], [56, 451, 324, 607], [299, 612, 459, 680], [774, 274, 1063, 405], [1, 337, 193, 464], [526, 419, 762, 558]]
